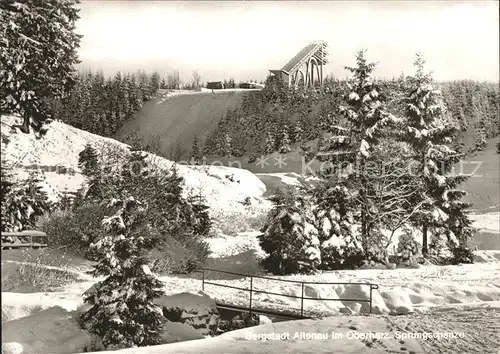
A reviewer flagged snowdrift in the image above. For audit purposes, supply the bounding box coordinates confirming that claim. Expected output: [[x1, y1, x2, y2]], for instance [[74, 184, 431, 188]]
[[1, 306, 204, 354], [0, 115, 268, 216]]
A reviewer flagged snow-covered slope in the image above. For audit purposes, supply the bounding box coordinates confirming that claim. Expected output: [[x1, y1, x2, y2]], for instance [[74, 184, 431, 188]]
[[1, 115, 270, 216]]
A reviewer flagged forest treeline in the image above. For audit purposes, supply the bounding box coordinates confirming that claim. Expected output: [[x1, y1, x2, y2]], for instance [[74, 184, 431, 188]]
[[51, 70, 159, 136], [199, 77, 499, 159], [50, 70, 265, 138]]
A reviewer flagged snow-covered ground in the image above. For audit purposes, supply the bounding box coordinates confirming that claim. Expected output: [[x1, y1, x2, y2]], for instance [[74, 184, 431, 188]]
[[0, 115, 269, 218], [2, 114, 500, 353], [3, 250, 500, 353], [3, 250, 500, 322]]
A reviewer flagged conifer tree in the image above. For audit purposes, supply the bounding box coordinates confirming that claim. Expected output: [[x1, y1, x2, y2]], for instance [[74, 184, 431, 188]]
[[473, 120, 488, 153], [1, 171, 50, 232], [0, 0, 81, 135], [81, 197, 166, 349], [78, 143, 99, 177], [223, 133, 232, 157], [315, 50, 399, 262], [293, 117, 306, 144], [258, 186, 321, 275], [191, 134, 201, 162], [264, 130, 275, 155], [202, 134, 213, 156], [278, 130, 292, 153], [150, 71, 161, 91], [403, 53, 473, 258]]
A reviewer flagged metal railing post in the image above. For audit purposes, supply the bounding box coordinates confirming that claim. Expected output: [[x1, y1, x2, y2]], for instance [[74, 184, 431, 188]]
[[369, 286, 372, 314], [249, 276, 253, 317], [202, 269, 205, 291], [300, 282, 305, 317]]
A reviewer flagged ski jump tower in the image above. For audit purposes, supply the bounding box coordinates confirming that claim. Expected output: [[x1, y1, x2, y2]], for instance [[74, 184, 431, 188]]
[[269, 40, 328, 88]]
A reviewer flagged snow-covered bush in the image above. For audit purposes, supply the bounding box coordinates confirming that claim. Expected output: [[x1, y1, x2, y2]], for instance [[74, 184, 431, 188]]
[[39, 202, 109, 257], [396, 229, 420, 263], [81, 197, 166, 349], [312, 182, 365, 270], [258, 187, 320, 275]]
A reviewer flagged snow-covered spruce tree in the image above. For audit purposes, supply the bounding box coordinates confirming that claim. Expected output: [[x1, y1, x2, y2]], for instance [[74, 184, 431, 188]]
[[311, 180, 364, 269], [81, 197, 166, 349], [472, 121, 488, 153], [264, 130, 276, 155], [119, 151, 211, 271], [314, 50, 400, 264], [1, 170, 51, 232], [191, 134, 201, 162], [75, 143, 117, 204], [278, 130, 292, 153], [78, 143, 99, 177], [396, 228, 421, 264], [223, 132, 232, 157], [258, 186, 321, 275], [293, 117, 306, 145], [0, 0, 81, 135], [403, 53, 474, 260]]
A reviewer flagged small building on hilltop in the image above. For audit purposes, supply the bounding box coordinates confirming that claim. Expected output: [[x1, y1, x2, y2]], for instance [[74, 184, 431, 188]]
[[206, 81, 225, 90]]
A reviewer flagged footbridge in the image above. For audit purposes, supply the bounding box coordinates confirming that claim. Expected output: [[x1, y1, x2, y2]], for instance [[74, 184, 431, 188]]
[[201, 268, 378, 320], [269, 40, 328, 88]]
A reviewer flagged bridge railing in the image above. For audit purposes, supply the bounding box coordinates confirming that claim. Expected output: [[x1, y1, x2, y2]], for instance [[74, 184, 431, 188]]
[[1, 230, 48, 249], [201, 268, 379, 318]]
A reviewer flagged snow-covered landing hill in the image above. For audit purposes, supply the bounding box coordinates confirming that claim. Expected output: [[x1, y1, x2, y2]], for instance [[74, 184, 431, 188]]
[[0, 115, 271, 217]]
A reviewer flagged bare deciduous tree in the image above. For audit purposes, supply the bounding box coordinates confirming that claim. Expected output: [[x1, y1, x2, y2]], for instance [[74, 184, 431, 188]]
[[192, 70, 201, 90]]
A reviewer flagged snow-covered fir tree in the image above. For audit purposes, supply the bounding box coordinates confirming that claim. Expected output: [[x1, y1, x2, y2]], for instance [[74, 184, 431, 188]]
[[293, 117, 306, 144], [396, 228, 421, 263], [223, 132, 232, 157], [78, 143, 99, 177], [81, 197, 166, 349], [258, 186, 321, 275], [0, 0, 81, 135], [278, 130, 292, 153], [473, 120, 488, 153], [0, 170, 51, 232], [315, 50, 400, 263], [403, 53, 473, 259], [311, 180, 364, 269], [264, 130, 276, 154], [191, 134, 201, 162]]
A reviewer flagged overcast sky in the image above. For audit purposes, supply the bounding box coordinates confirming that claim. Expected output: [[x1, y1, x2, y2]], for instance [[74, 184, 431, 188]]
[[76, 1, 499, 82]]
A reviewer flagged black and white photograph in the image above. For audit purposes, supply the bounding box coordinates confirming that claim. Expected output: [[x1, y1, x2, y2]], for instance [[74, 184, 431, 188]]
[[1, 0, 499, 353]]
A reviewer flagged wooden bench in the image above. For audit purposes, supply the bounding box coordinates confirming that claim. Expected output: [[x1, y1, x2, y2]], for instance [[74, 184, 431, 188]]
[[1, 230, 48, 250]]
